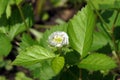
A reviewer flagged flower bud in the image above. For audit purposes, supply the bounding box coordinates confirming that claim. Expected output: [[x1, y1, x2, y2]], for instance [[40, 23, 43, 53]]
[[48, 31, 69, 47]]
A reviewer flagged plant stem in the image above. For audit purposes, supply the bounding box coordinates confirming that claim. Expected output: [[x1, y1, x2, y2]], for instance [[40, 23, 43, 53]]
[[88, 0, 111, 39], [17, 5, 28, 29], [111, 10, 120, 62], [79, 69, 82, 80]]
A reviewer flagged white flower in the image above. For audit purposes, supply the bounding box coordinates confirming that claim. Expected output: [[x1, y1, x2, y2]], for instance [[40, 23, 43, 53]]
[[48, 31, 69, 47]]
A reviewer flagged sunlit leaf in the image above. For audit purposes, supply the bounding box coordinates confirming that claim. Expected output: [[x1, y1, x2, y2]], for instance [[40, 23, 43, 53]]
[[0, 33, 12, 56], [52, 56, 65, 74], [68, 5, 95, 58], [13, 45, 55, 66], [0, 0, 8, 18], [78, 53, 117, 71], [90, 32, 108, 51], [27, 61, 56, 80]]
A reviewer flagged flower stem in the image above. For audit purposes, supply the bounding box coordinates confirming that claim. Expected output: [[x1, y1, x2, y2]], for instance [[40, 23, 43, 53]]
[[17, 5, 28, 29]]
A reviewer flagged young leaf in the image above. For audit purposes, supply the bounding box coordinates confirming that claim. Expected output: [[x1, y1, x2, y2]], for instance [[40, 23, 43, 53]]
[[27, 61, 56, 80], [0, 0, 8, 18], [68, 5, 95, 58], [13, 45, 55, 66], [90, 32, 108, 51], [15, 72, 32, 80], [0, 33, 12, 56], [19, 33, 38, 51], [78, 53, 117, 71], [52, 56, 65, 74], [6, 4, 11, 19]]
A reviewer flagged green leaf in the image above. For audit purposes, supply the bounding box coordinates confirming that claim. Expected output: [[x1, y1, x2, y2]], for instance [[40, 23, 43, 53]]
[[90, 32, 108, 51], [87, 0, 120, 10], [0, 4, 33, 40], [15, 72, 32, 80], [13, 45, 55, 66], [96, 10, 119, 49], [99, 10, 120, 31], [78, 53, 117, 71], [52, 56, 65, 74], [15, 0, 23, 5], [0, 0, 8, 18], [0, 33, 12, 56], [8, 4, 33, 40], [19, 33, 38, 51], [39, 61, 56, 80], [6, 4, 11, 19], [0, 76, 6, 80], [68, 5, 95, 58], [28, 61, 56, 80]]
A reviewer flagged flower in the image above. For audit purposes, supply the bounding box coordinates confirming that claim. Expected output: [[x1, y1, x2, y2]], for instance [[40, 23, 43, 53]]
[[48, 31, 69, 47]]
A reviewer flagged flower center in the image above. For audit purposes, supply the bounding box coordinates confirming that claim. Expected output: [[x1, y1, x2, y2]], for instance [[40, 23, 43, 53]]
[[53, 36, 63, 43]]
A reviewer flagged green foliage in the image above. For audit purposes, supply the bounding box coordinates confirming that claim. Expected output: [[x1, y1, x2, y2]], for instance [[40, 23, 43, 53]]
[[28, 61, 56, 80], [39, 61, 56, 80], [12, 3, 119, 80], [52, 56, 65, 74], [87, 0, 120, 10], [0, 0, 119, 79], [15, 72, 32, 80], [13, 45, 55, 66], [7, 4, 33, 40], [15, 0, 23, 5], [90, 32, 108, 51], [68, 5, 95, 58], [65, 51, 80, 65], [19, 33, 38, 51], [78, 53, 117, 71], [0, 0, 8, 18], [82, 70, 114, 80], [0, 33, 12, 56], [60, 66, 80, 80], [0, 0, 23, 18], [0, 4, 33, 40], [0, 76, 6, 80]]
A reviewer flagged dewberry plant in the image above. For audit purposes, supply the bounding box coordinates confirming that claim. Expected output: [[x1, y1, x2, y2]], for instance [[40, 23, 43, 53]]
[[0, 0, 120, 80]]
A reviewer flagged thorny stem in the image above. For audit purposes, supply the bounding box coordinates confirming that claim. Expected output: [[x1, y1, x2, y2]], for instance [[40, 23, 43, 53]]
[[17, 5, 28, 29], [88, 0, 112, 39]]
